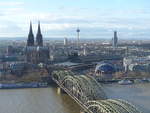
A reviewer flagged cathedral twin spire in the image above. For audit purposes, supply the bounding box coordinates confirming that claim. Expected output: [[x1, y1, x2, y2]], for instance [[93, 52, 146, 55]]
[[36, 21, 43, 46], [27, 21, 43, 46], [27, 22, 34, 46]]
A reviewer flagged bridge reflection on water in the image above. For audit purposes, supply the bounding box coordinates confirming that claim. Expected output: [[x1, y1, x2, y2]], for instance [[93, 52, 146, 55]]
[[51, 70, 142, 113]]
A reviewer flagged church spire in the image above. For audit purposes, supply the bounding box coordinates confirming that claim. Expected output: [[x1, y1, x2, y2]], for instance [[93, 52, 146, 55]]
[[36, 21, 43, 46], [37, 21, 41, 34], [29, 21, 33, 34], [27, 21, 34, 46]]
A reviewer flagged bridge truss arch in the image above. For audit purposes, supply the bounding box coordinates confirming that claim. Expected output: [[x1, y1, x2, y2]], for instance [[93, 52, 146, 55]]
[[52, 70, 107, 101], [61, 75, 107, 101], [85, 99, 142, 113]]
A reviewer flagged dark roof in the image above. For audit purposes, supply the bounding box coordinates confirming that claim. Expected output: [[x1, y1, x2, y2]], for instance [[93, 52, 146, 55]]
[[95, 62, 115, 73]]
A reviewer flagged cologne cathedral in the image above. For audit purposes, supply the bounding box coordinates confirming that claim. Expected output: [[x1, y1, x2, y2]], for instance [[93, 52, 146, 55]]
[[25, 22, 49, 64]]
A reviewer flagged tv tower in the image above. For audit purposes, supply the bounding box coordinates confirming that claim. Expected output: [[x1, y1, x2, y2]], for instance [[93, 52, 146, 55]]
[[76, 28, 80, 48]]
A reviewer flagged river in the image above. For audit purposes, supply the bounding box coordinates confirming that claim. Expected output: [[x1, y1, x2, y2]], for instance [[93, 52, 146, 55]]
[[103, 83, 150, 113], [0, 83, 149, 113]]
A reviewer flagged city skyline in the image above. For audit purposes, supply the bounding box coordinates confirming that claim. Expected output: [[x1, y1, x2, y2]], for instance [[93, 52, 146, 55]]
[[0, 0, 150, 39]]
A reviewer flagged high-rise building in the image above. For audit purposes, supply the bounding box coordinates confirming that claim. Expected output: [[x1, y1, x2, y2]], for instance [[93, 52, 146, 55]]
[[64, 37, 68, 46], [83, 44, 87, 56], [27, 22, 34, 46], [112, 31, 118, 48], [7, 45, 13, 56]]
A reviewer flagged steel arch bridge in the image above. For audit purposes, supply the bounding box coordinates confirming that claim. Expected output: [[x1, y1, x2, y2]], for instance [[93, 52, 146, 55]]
[[86, 99, 141, 113], [51, 70, 142, 113], [52, 70, 107, 100]]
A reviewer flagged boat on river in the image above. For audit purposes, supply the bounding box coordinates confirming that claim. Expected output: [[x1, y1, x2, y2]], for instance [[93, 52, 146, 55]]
[[118, 79, 133, 85], [0, 82, 48, 89]]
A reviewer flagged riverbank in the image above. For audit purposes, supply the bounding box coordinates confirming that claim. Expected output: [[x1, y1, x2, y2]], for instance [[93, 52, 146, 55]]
[[97, 77, 150, 84], [0, 82, 49, 89]]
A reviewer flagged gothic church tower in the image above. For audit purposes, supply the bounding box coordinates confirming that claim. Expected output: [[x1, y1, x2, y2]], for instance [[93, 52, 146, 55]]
[[27, 22, 34, 46], [36, 21, 43, 46]]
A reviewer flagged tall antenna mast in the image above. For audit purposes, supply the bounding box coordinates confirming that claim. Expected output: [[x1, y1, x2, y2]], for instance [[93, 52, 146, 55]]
[[76, 28, 80, 48]]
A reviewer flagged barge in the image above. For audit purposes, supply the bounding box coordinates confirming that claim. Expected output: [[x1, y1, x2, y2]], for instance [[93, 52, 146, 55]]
[[0, 82, 48, 89]]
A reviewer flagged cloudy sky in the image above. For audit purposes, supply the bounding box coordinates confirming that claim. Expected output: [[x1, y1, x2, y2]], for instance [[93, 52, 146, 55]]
[[0, 0, 150, 39]]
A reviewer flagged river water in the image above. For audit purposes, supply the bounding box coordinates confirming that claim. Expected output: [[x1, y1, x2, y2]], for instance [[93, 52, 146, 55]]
[[103, 83, 150, 113], [0, 83, 149, 113]]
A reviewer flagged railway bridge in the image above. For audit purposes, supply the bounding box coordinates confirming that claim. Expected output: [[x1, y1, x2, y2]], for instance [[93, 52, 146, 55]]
[[51, 70, 142, 113]]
